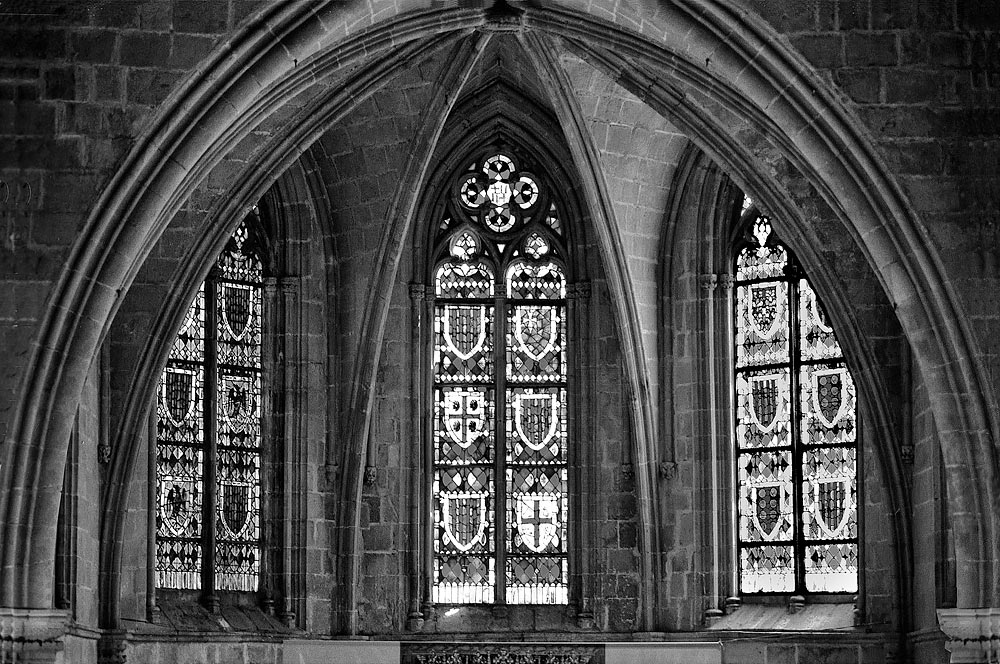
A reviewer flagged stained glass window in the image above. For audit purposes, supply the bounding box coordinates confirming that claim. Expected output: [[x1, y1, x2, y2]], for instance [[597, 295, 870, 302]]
[[156, 215, 264, 594], [734, 213, 859, 595], [432, 152, 569, 605]]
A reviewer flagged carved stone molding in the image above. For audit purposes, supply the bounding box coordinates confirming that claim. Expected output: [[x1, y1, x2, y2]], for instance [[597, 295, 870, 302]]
[[404, 643, 597, 664], [97, 630, 129, 664], [567, 281, 592, 300], [658, 461, 678, 480], [698, 273, 718, 291], [938, 607, 1000, 663], [410, 283, 428, 302], [0, 608, 67, 663]]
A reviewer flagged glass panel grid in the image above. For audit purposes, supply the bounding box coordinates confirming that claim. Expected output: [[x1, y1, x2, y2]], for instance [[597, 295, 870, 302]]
[[156, 287, 206, 590], [431, 151, 568, 605], [734, 222, 858, 596], [155, 219, 264, 593]]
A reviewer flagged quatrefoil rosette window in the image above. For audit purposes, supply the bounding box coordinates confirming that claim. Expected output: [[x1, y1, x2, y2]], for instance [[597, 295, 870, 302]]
[[431, 152, 569, 605]]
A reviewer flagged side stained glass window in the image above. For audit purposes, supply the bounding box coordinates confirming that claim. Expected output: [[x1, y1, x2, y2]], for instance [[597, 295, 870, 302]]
[[156, 215, 264, 593], [432, 152, 569, 605], [734, 213, 859, 595]]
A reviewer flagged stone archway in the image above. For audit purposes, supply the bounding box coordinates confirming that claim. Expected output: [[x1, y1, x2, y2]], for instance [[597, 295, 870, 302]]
[[1, 1, 994, 618]]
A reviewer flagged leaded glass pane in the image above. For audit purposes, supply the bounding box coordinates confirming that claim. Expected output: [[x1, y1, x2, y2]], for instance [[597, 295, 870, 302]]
[[734, 215, 858, 595], [735, 368, 792, 449], [802, 447, 857, 540], [506, 305, 565, 384], [506, 261, 566, 300], [735, 244, 788, 282], [506, 388, 566, 465], [155, 217, 265, 593], [435, 305, 494, 385], [740, 545, 795, 593], [433, 385, 496, 604], [800, 363, 856, 446], [216, 370, 261, 591], [799, 279, 843, 360], [436, 261, 494, 298], [217, 281, 262, 369], [805, 543, 858, 593], [735, 280, 790, 368], [213, 225, 263, 592], [738, 450, 794, 542], [170, 287, 205, 362], [156, 287, 205, 590], [432, 150, 569, 606]]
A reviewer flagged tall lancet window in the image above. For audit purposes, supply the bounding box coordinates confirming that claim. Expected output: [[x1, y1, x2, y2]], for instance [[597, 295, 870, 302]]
[[734, 213, 859, 595], [431, 152, 569, 605], [156, 215, 265, 594]]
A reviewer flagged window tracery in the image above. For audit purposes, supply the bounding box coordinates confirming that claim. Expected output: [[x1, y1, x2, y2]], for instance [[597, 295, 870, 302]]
[[431, 152, 569, 605], [734, 213, 859, 595], [155, 214, 265, 594]]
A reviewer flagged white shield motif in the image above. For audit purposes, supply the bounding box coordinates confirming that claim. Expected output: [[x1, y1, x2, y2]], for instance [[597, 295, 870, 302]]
[[221, 374, 256, 433], [747, 374, 783, 433], [442, 305, 489, 360], [159, 478, 198, 537], [441, 492, 489, 552], [747, 481, 785, 541], [443, 390, 486, 448], [516, 494, 559, 552], [814, 476, 853, 537], [162, 367, 197, 427], [221, 283, 254, 340], [747, 283, 783, 340], [514, 306, 558, 361], [812, 367, 849, 428], [514, 393, 559, 451], [219, 481, 252, 538]]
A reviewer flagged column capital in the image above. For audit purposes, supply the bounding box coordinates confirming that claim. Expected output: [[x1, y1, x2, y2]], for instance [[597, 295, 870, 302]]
[[938, 607, 1000, 663], [277, 276, 299, 293], [568, 281, 591, 300], [409, 283, 428, 301]]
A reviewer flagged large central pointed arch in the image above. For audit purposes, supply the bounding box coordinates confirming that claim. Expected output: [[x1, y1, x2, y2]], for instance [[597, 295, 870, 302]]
[[1, 1, 995, 617]]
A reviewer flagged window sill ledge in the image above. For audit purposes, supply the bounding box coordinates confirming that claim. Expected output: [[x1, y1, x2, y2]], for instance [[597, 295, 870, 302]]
[[707, 602, 856, 631]]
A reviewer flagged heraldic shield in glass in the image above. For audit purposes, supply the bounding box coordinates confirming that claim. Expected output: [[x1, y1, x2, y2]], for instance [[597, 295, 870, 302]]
[[156, 219, 263, 591], [735, 213, 858, 594], [433, 152, 568, 605]]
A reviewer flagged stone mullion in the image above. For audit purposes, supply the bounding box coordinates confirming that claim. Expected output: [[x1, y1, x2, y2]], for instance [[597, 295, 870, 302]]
[[201, 270, 220, 612], [494, 287, 507, 605], [787, 264, 806, 605], [568, 281, 593, 627]]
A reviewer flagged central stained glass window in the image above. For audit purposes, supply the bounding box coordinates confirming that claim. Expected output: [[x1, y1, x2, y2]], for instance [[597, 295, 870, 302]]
[[734, 213, 859, 594], [431, 152, 568, 605]]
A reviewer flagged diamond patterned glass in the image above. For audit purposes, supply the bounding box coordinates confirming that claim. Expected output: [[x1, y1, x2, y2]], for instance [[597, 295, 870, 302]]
[[734, 216, 858, 595], [432, 151, 567, 605], [156, 218, 263, 592]]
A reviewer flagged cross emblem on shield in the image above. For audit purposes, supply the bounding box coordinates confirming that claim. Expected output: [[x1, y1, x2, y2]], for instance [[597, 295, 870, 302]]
[[443, 389, 486, 448], [515, 494, 558, 553]]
